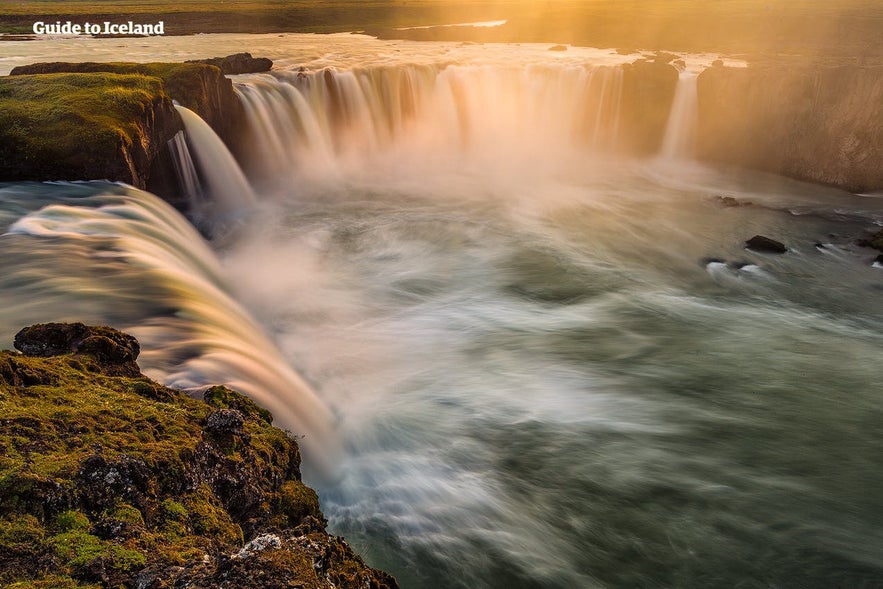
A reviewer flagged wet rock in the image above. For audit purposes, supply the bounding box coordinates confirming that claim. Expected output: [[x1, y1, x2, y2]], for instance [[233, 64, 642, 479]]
[[874, 254, 883, 267], [715, 195, 754, 207], [745, 235, 788, 254], [186, 52, 273, 75], [857, 228, 883, 251]]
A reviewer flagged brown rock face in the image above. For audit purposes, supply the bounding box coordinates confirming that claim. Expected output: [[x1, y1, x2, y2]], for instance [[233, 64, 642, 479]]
[[696, 64, 883, 193], [618, 60, 680, 154]]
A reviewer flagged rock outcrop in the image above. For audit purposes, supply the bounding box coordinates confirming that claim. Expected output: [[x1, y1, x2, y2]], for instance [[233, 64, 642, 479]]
[[0, 72, 179, 191], [3, 58, 255, 204], [696, 63, 883, 193], [0, 323, 397, 589], [186, 52, 273, 75]]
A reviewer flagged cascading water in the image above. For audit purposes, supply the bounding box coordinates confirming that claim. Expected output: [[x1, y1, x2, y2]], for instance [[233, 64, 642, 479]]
[[174, 104, 257, 212], [0, 182, 339, 476], [660, 70, 700, 159], [1, 35, 881, 589], [234, 64, 624, 186], [219, 60, 883, 589], [168, 130, 205, 206]]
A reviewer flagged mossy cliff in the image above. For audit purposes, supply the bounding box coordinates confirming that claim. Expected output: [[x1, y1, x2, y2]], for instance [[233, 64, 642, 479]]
[[696, 63, 883, 193], [0, 72, 178, 190], [1, 57, 261, 200], [0, 323, 397, 589]]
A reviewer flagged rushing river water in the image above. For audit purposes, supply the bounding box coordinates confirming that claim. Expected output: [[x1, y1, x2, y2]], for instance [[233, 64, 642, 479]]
[[1, 34, 882, 588]]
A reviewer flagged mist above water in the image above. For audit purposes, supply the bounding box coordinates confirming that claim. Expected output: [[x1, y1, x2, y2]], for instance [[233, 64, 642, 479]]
[[1, 35, 881, 588]]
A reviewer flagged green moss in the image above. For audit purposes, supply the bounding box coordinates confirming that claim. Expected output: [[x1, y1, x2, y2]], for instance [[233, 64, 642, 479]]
[[6, 575, 100, 589], [0, 73, 166, 181], [0, 514, 45, 551], [184, 486, 243, 547], [104, 502, 144, 527], [56, 510, 90, 532], [161, 499, 188, 522], [203, 385, 274, 424], [49, 525, 146, 572], [278, 480, 321, 524]]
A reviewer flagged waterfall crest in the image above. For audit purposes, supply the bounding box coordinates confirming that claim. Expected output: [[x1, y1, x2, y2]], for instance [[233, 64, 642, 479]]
[[174, 104, 257, 211], [0, 182, 339, 477], [234, 64, 625, 183]]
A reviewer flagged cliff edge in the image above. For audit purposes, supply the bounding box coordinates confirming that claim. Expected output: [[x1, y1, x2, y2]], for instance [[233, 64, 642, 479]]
[[0, 323, 397, 589]]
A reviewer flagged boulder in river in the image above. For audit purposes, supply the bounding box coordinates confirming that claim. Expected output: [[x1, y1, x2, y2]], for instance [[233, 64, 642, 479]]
[[745, 235, 788, 254]]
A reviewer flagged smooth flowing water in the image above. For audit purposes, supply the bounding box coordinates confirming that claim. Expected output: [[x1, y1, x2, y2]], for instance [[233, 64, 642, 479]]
[[1, 35, 882, 588]]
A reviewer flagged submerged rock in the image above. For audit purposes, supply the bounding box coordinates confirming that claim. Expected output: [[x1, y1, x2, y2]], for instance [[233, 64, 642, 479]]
[[857, 228, 883, 251], [0, 323, 398, 589], [548, 44, 568, 51], [745, 235, 788, 254]]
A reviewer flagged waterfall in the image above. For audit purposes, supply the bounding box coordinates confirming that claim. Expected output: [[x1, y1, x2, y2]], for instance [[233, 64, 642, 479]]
[[234, 64, 625, 183], [660, 70, 699, 159], [0, 182, 339, 478], [174, 104, 257, 211], [168, 130, 205, 206]]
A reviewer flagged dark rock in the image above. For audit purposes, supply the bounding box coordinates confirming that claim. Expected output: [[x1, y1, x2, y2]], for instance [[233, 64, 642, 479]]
[[186, 52, 273, 75], [14, 322, 140, 376], [715, 195, 753, 207], [204, 409, 248, 451], [745, 235, 788, 254], [701, 257, 726, 266], [75, 454, 153, 512], [857, 228, 883, 251], [875, 254, 883, 266]]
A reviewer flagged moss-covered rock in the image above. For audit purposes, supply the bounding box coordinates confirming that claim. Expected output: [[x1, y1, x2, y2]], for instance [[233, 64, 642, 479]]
[[9, 60, 243, 144], [0, 72, 178, 189], [0, 323, 397, 589]]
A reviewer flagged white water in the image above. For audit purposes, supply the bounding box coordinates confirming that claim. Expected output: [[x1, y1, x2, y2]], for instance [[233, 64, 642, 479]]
[[174, 104, 257, 213], [661, 70, 699, 159], [0, 183, 339, 477], [0, 35, 880, 588], [220, 60, 883, 588], [235, 64, 624, 186], [168, 130, 205, 206]]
